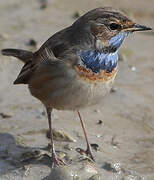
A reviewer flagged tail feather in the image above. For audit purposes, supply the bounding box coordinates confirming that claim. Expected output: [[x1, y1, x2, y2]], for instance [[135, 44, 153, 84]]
[[1, 48, 33, 63]]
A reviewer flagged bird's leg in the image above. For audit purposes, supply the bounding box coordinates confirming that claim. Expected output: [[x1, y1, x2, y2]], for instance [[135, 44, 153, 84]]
[[46, 108, 67, 168], [76, 111, 94, 161]]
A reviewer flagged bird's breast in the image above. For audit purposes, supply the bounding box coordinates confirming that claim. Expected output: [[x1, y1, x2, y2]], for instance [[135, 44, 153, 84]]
[[72, 65, 118, 109], [75, 65, 118, 83]]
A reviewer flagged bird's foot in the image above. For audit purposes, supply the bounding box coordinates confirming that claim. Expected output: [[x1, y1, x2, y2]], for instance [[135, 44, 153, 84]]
[[76, 147, 95, 162], [51, 154, 67, 168]]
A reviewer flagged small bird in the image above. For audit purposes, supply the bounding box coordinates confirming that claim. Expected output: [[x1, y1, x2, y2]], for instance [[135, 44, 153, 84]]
[[1, 7, 151, 168]]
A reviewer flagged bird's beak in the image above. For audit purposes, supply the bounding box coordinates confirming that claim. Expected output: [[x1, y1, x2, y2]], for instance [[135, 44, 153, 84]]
[[124, 24, 152, 32]]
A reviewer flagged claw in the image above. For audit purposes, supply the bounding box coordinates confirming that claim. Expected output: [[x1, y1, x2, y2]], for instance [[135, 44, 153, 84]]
[[85, 148, 95, 162], [76, 147, 95, 162], [51, 154, 68, 168]]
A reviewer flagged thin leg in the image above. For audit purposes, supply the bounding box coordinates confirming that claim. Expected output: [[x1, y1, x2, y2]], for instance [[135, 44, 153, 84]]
[[77, 111, 94, 161], [46, 107, 67, 168]]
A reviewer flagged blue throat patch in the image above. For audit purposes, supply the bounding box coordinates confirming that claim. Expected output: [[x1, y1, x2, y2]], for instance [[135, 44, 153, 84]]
[[79, 32, 129, 73], [79, 50, 118, 73]]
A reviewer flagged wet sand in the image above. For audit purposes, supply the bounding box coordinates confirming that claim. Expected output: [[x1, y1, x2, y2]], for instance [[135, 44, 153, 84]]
[[0, 0, 154, 179]]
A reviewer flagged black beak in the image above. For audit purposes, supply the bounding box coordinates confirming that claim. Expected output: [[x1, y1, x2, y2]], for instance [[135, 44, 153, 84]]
[[133, 24, 152, 32], [124, 24, 152, 32]]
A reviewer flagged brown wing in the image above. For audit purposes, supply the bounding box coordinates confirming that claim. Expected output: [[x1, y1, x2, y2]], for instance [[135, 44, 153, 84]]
[[14, 48, 56, 84]]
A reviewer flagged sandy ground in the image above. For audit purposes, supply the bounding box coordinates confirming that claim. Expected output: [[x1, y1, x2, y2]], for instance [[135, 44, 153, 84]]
[[0, 0, 154, 179]]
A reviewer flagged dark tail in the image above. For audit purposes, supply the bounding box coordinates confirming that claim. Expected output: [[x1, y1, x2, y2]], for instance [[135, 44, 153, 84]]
[[1, 48, 33, 63]]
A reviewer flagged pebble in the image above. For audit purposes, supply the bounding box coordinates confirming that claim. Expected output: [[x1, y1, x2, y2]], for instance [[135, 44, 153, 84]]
[[0, 112, 12, 118], [39, 0, 48, 9], [63, 144, 73, 151], [46, 129, 76, 142], [83, 163, 98, 175], [123, 175, 140, 180], [113, 162, 121, 172], [57, 151, 67, 159], [72, 11, 80, 19], [48, 167, 77, 180], [96, 134, 101, 138], [110, 87, 117, 93], [20, 150, 42, 162], [111, 135, 119, 147], [97, 120, 103, 125], [77, 162, 98, 179], [90, 144, 99, 151], [131, 66, 136, 72], [102, 162, 117, 173], [26, 39, 37, 47], [94, 109, 100, 113], [88, 174, 101, 180]]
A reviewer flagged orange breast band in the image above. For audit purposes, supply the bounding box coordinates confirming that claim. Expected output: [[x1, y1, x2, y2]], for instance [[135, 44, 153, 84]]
[[76, 65, 118, 83]]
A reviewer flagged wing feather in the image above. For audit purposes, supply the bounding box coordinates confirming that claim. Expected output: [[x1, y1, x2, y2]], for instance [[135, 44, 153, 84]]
[[14, 47, 57, 84]]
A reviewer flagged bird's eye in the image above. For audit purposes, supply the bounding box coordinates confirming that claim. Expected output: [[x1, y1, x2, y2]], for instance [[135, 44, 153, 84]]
[[109, 23, 121, 30]]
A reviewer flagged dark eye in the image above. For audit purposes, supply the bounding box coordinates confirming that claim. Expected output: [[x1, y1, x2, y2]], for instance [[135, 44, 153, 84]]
[[109, 23, 121, 30]]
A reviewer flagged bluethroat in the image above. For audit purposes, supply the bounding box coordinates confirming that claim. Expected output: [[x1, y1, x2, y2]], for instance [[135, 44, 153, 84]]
[[1, 7, 151, 168]]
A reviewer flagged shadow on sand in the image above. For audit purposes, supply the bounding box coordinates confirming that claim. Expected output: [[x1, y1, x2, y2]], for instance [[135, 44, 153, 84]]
[[0, 133, 55, 180]]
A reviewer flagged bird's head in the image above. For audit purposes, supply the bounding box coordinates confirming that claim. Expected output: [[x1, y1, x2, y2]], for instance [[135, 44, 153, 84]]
[[74, 7, 152, 52]]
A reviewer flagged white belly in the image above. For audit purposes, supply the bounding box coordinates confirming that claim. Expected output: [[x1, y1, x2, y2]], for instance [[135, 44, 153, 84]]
[[29, 77, 113, 110]]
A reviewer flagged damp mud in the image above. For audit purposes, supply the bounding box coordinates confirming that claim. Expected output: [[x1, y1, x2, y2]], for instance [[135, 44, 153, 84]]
[[0, 0, 154, 179]]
